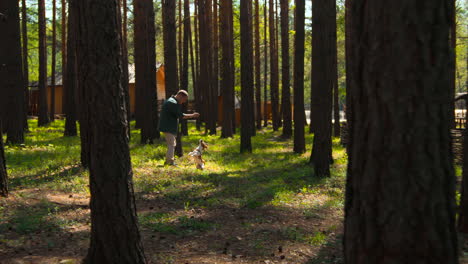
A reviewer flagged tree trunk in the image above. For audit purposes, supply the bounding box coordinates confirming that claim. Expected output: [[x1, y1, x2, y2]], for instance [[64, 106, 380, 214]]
[[240, 0, 254, 153], [220, 0, 234, 138], [178, 0, 183, 84], [61, 0, 66, 123], [308, 2, 314, 134], [198, 0, 213, 134], [293, 0, 305, 153], [121, 0, 132, 138], [254, 0, 262, 131], [275, 0, 281, 128], [460, 24, 468, 234], [263, 0, 268, 127], [344, 1, 459, 262], [309, 0, 334, 176], [163, 0, 180, 98], [280, 0, 292, 138], [194, 0, 202, 131], [449, 0, 456, 129], [269, 0, 279, 131], [76, 0, 147, 262], [163, 0, 183, 155], [64, 0, 77, 137], [460, 107, 468, 233], [50, 0, 57, 121], [211, 0, 219, 135], [134, 0, 158, 144], [0, 125, 7, 197], [344, 0, 351, 147], [0, 0, 25, 144], [21, 0, 29, 132], [180, 0, 191, 136], [38, 0, 50, 126]]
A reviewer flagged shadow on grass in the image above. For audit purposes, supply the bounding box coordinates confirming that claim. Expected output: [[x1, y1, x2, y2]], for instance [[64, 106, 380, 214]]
[[8, 164, 82, 189], [306, 233, 344, 264]]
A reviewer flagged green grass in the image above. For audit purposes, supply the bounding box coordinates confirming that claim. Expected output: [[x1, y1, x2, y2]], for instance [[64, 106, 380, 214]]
[[3, 119, 347, 238]]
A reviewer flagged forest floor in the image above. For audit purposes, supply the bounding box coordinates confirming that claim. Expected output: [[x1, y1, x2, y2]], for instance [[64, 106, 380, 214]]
[[0, 120, 466, 264]]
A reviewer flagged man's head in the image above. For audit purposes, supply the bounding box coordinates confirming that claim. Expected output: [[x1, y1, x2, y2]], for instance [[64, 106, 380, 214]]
[[175, 90, 189, 104]]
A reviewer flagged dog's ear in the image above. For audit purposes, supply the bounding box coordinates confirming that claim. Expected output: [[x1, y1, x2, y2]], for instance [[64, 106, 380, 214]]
[[201, 141, 208, 149]]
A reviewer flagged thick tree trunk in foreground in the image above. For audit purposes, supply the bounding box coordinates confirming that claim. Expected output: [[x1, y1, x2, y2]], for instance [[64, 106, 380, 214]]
[[220, 0, 234, 138], [293, 0, 305, 153], [0, 0, 25, 144], [269, 0, 279, 131], [460, 113, 468, 233], [240, 0, 254, 153], [134, 0, 158, 144], [64, 0, 77, 137], [309, 0, 334, 176], [76, 0, 147, 263], [344, 1, 459, 262], [38, 0, 50, 126], [0, 127, 7, 197], [280, 0, 292, 138]]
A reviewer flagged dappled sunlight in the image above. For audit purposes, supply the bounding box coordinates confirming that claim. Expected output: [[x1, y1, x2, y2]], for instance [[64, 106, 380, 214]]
[[2, 120, 348, 263]]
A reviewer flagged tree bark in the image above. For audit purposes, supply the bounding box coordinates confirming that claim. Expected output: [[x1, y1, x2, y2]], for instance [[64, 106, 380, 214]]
[[254, 0, 262, 131], [240, 0, 254, 153], [269, 0, 279, 131], [461, 24, 468, 234], [163, 0, 180, 98], [344, 1, 459, 262], [38, 0, 50, 126], [309, 0, 334, 176], [211, 0, 219, 135], [21, 0, 29, 132], [64, 0, 78, 137], [61, 0, 66, 122], [194, 0, 202, 131], [163, 0, 184, 155], [220, 0, 234, 138], [198, 0, 213, 134], [263, 0, 268, 127], [293, 0, 305, 153], [120, 0, 132, 138], [180, 0, 191, 136], [0, 0, 25, 144], [50, 0, 57, 121], [280, 0, 292, 138], [178, 0, 183, 84], [134, 0, 158, 144], [0, 125, 7, 197], [76, 0, 147, 262], [460, 105, 468, 233]]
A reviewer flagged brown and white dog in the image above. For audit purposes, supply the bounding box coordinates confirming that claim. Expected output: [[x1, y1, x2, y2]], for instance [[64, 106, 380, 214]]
[[188, 139, 208, 170]]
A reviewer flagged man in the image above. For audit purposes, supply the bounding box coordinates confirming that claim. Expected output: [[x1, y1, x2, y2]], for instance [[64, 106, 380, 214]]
[[159, 90, 200, 166]]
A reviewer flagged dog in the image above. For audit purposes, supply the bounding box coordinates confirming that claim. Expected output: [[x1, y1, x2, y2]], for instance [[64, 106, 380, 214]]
[[188, 139, 208, 170]]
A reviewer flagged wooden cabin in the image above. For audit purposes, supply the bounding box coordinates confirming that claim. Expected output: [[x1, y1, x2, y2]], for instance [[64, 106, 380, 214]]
[[28, 64, 166, 116]]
